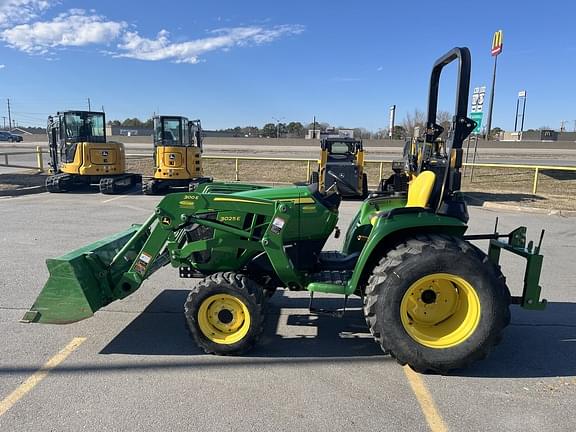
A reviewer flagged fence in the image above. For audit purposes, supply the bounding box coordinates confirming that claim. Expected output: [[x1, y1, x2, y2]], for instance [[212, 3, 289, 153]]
[[2, 147, 576, 196], [0, 146, 44, 172], [201, 156, 576, 195]]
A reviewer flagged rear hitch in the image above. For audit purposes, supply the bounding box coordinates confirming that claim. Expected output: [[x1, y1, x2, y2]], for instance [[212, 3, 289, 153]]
[[464, 224, 546, 310]]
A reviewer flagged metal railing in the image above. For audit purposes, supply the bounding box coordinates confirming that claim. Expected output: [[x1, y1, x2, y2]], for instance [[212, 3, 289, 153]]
[[0, 146, 44, 172], [2, 147, 576, 195]]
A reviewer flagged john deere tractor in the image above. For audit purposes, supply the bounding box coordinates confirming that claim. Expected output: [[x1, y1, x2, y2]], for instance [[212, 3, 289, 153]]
[[142, 115, 212, 194], [45, 110, 141, 194], [24, 48, 547, 373], [310, 136, 368, 199]]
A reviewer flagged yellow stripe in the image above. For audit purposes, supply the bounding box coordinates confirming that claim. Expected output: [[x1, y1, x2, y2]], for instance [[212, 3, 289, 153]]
[[0, 337, 86, 417], [276, 197, 316, 204], [213, 197, 270, 205], [403, 366, 448, 432]]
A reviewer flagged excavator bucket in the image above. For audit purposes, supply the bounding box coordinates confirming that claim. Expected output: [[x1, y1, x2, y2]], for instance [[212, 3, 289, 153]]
[[21, 225, 146, 324]]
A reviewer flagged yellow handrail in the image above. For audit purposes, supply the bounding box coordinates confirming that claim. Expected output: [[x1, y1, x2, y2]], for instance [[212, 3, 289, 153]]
[[2, 147, 576, 196]]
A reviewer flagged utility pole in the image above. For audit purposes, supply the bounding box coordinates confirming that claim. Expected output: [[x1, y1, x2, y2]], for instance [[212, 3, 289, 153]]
[[87, 97, 91, 111], [486, 30, 503, 140], [312, 116, 317, 139], [272, 116, 284, 140], [7, 98, 12, 131]]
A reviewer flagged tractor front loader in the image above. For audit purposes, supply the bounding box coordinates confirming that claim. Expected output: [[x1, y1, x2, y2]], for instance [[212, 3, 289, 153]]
[[46, 111, 141, 194], [24, 47, 547, 373]]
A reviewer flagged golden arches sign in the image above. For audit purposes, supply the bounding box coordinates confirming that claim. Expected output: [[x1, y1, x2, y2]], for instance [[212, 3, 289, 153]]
[[491, 30, 503, 56]]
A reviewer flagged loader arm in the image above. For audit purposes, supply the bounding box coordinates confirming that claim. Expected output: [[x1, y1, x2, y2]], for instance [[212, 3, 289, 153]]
[[23, 191, 302, 324]]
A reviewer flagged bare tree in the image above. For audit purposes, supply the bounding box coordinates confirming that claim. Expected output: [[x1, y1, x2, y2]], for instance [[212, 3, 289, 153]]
[[402, 109, 426, 136], [437, 110, 452, 139], [403, 109, 453, 139]]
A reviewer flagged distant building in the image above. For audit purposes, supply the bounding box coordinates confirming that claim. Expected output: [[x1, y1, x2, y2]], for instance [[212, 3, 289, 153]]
[[106, 125, 153, 136], [500, 130, 576, 142], [306, 128, 355, 139]]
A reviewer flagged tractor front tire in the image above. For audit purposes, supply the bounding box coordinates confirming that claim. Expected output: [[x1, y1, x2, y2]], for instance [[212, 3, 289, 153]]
[[364, 234, 510, 373], [185, 272, 264, 355]]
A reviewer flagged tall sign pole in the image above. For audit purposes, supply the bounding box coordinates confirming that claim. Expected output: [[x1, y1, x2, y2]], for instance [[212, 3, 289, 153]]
[[514, 90, 527, 133], [485, 30, 503, 140], [388, 105, 396, 139]]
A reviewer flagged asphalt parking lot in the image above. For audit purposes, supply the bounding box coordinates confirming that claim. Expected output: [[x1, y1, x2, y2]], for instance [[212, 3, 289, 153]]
[[0, 191, 574, 431]]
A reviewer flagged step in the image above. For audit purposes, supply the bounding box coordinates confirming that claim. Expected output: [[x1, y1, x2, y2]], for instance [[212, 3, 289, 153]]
[[307, 270, 352, 295]]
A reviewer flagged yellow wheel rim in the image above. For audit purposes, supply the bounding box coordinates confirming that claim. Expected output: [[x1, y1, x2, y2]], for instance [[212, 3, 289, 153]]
[[197, 294, 251, 345], [400, 273, 480, 349]]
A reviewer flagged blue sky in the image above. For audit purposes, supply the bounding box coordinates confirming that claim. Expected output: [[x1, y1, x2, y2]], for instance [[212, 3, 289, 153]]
[[0, 0, 574, 132]]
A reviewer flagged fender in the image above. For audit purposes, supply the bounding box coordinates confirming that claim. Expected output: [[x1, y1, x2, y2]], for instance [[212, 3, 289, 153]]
[[345, 210, 467, 295]]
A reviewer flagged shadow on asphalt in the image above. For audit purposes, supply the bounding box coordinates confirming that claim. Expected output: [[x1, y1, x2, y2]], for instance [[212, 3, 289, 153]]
[[99, 290, 576, 377], [464, 191, 545, 206], [456, 302, 576, 378], [100, 289, 383, 359]]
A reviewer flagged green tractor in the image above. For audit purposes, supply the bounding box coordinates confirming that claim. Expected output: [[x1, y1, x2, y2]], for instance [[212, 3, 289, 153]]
[[23, 48, 547, 373]]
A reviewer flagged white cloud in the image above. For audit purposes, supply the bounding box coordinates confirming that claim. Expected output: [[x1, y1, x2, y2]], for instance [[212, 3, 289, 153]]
[[0, 0, 52, 27], [0, 64, 5, 68], [0, 2, 304, 64], [116, 25, 305, 64], [1, 9, 125, 54]]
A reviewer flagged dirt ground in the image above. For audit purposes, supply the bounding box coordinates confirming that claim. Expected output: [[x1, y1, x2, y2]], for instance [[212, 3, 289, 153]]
[[0, 171, 47, 196], [1, 159, 574, 211], [126, 158, 576, 211]]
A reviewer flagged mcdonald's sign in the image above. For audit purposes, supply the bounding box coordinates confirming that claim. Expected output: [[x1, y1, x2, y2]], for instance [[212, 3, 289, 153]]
[[491, 30, 503, 56]]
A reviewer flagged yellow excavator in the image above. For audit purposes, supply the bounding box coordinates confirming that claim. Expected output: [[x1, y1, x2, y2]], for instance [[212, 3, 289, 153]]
[[142, 115, 212, 194], [46, 110, 141, 194]]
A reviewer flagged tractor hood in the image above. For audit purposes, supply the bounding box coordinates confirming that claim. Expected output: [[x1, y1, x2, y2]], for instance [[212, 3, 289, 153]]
[[235, 185, 312, 202]]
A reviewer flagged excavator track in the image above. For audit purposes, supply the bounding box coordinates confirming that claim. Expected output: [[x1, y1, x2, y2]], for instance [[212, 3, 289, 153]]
[[46, 173, 73, 193], [142, 179, 159, 195], [99, 174, 141, 195]]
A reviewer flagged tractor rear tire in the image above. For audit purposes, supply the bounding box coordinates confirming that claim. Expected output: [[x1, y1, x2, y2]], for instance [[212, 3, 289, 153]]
[[364, 234, 510, 374], [185, 272, 264, 355]]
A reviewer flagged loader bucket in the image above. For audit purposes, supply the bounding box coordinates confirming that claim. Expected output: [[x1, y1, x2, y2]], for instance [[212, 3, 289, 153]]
[[22, 225, 146, 324]]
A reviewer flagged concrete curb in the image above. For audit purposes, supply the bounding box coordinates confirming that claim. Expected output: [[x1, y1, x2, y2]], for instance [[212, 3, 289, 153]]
[[463, 193, 576, 217], [0, 185, 45, 197], [480, 201, 576, 217]]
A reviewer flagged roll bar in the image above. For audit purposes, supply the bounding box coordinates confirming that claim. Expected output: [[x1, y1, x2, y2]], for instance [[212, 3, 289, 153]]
[[425, 47, 475, 149]]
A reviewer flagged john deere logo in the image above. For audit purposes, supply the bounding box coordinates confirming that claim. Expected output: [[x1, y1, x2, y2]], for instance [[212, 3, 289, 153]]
[[169, 154, 176, 160], [101, 150, 109, 156]]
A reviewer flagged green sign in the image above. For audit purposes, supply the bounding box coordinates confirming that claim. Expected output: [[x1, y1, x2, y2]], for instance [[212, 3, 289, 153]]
[[470, 112, 483, 134]]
